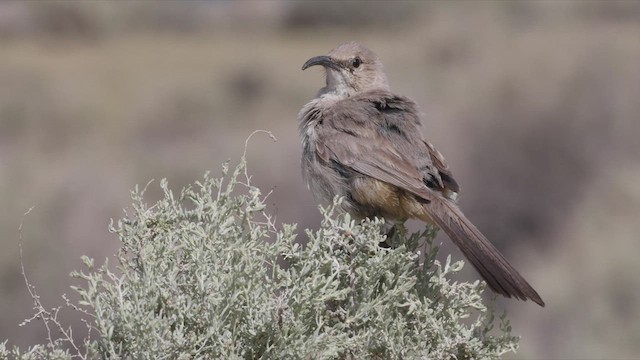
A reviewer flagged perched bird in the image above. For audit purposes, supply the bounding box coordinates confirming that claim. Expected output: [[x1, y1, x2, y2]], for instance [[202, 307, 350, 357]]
[[298, 41, 544, 306]]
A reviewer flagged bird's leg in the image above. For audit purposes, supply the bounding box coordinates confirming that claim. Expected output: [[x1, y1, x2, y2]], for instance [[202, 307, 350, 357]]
[[379, 226, 393, 249], [380, 220, 407, 248]]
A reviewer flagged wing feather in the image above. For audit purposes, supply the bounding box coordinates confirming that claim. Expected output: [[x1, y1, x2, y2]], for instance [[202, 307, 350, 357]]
[[314, 91, 450, 202]]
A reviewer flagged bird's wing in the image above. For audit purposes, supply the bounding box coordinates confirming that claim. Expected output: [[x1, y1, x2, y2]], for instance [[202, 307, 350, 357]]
[[314, 94, 436, 202], [364, 92, 460, 197], [317, 91, 462, 201], [423, 140, 460, 195]]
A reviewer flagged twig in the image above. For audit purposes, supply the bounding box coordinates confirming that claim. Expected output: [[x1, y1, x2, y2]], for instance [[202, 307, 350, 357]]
[[18, 206, 89, 359]]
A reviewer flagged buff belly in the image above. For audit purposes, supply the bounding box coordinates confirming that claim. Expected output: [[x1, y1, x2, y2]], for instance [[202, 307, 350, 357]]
[[349, 177, 432, 224]]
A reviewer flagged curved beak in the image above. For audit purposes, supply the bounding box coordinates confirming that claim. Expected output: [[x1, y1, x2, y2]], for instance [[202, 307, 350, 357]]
[[302, 55, 341, 71]]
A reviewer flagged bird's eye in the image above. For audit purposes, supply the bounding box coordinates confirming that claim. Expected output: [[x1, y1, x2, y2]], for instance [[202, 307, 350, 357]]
[[351, 57, 362, 69]]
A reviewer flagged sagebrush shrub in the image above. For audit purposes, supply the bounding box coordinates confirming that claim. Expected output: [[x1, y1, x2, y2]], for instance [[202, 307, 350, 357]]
[[1, 155, 518, 359]]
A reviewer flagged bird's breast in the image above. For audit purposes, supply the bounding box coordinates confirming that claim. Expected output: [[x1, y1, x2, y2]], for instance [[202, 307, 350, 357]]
[[299, 102, 341, 205]]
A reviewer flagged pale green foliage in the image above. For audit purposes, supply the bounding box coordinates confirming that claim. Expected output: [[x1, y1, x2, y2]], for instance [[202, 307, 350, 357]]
[[2, 156, 518, 359]]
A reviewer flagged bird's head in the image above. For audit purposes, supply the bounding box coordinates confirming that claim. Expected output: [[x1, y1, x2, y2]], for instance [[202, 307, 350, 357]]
[[302, 41, 390, 97]]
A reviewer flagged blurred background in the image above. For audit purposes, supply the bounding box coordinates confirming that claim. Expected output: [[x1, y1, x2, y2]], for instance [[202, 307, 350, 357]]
[[1, 1, 639, 358]]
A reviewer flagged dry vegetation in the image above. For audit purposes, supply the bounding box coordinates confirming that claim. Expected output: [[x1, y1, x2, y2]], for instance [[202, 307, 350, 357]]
[[1, 1, 639, 358]]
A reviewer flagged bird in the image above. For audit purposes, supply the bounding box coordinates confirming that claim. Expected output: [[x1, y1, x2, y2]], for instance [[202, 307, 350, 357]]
[[298, 41, 544, 307]]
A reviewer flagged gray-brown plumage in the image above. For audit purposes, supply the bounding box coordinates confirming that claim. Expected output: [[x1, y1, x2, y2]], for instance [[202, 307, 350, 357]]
[[299, 41, 544, 306]]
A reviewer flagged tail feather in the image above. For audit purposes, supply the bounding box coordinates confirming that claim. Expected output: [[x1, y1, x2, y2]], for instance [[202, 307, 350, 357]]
[[421, 198, 545, 307]]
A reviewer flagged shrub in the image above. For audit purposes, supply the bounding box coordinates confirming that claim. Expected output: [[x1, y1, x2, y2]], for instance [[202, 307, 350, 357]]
[[1, 152, 518, 359]]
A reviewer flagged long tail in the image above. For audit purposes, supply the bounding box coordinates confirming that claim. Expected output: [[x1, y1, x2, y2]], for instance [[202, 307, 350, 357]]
[[420, 197, 545, 306]]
